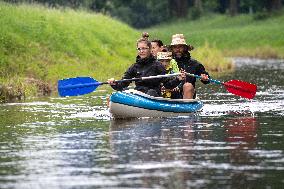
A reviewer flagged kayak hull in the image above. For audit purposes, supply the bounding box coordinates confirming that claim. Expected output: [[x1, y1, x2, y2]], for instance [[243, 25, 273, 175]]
[[109, 90, 203, 119]]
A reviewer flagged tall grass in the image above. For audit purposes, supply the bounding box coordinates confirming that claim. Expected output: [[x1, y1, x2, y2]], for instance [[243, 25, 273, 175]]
[[148, 12, 284, 59], [191, 42, 233, 72], [1, 4, 283, 102], [0, 2, 139, 85]]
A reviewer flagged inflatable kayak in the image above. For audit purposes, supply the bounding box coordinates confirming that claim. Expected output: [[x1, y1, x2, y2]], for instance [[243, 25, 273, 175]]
[[109, 89, 203, 119]]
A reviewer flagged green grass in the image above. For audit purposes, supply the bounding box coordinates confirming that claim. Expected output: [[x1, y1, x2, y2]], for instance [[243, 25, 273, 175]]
[[148, 12, 284, 59], [191, 42, 233, 72], [5, 2, 277, 100], [0, 2, 139, 86]]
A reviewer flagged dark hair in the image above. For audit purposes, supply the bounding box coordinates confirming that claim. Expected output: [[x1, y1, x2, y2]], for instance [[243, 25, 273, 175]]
[[151, 39, 163, 47], [137, 32, 151, 48], [169, 44, 194, 52], [162, 45, 169, 52]]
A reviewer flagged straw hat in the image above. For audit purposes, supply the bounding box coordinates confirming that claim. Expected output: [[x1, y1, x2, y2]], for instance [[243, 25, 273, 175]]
[[157, 52, 172, 60], [170, 34, 194, 51], [171, 34, 188, 45]]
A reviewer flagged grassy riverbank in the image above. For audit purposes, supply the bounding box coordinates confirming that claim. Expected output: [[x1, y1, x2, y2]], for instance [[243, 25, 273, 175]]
[[0, 2, 139, 101], [0, 2, 233, 102], [2, 3, 283, 102], [148, 11, 284, 59], [0, 2, 139, 80]]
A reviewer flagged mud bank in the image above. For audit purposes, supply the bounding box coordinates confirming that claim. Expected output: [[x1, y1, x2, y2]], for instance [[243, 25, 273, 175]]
[[0, 78, 51, 103]]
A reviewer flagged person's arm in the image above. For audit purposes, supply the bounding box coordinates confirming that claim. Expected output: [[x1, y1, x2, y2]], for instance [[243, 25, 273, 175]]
[[138, 61, 166, 86], [108, 65, 135, 91], [162, 70, 186, 89], [198, 64, 210, 84]]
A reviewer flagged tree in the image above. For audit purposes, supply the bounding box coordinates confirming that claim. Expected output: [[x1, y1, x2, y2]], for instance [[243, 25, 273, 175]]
[[229, 0, 239, 16], [4, 0, 283, 28], [267, 0, 282, 11], [218, 0, 227, 13], [169, 0, 188, 18], [194, 0, 203, 12]]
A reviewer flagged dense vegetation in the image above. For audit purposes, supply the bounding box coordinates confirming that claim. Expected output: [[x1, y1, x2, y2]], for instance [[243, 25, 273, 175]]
[[0, 2, 138, 101], [148, 12, 284, 59], [0, 2, 283, 102], [3, 0, 283, 28]]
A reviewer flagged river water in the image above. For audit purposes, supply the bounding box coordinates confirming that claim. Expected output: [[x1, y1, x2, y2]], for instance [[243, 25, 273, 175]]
[[0, 58, 283, 189]]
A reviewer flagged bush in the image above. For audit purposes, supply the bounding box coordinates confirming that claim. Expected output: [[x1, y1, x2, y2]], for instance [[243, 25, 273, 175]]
[[253, 11, 270, 20], [190, 7, 202, 20]]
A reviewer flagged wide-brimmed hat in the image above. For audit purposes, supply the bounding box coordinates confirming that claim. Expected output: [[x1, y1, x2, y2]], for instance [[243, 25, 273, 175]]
[[170, 34, 194, 51], [170, 34, 188, 46], [157, 52, 172, 60]]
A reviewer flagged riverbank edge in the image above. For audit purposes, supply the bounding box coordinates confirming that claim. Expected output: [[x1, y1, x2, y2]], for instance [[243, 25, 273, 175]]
[[1, 56, 283, 103]]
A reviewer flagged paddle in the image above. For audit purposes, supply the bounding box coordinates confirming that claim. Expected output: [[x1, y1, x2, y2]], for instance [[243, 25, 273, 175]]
[[58, 73, 181, 97], [58, 72, 257, 99], [186, 73, 257, 99]]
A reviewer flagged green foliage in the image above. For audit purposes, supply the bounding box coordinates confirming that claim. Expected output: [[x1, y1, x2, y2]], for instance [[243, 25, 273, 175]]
[[110, 0, 170, 28], [4, 0, 172, 28], [1, 1, 283, 101], [202, 0, 220, 12], [190, 7, 202, 20], [0, 2, 139, 93], [148, 12, 284, 59], [3, 0, 283, 28], [253, 11, 270, 20], [191, 42, 232, 72]]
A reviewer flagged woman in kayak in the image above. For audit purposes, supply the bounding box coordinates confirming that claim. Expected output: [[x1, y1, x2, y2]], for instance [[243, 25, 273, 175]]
[[108, 32, 183, 97]]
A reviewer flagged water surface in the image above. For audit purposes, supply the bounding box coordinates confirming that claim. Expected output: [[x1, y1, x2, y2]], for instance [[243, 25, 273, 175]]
[[0, 58, 283, 188]]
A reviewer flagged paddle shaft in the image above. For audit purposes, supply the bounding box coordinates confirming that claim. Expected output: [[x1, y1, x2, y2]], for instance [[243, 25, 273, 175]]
[[112, 73, 181, 83], [61, 73, 182, 90], [186, 73, 257, 98], [186, 73, 222, 84]]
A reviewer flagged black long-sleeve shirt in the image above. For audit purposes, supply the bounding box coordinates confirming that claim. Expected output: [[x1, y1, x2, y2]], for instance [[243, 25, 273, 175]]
[[174, 52, 210, 88], [111, 55, 179, 95]]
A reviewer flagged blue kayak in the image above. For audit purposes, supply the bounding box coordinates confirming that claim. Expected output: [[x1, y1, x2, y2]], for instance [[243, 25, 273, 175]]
[[109, 89, 203, 119]]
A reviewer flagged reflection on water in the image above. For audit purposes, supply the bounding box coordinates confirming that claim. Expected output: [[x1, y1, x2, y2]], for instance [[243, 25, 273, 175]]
[[225, 117, 259, 188], [109, 117, 202, 188], [225, 117, 258, 144], [0, 59, 284, 188], [107, 116, 279, 188], [109, 117, 199, 162]]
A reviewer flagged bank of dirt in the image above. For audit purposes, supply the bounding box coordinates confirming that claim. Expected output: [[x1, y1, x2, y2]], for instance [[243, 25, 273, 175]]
[[0, 78, 51, 103]]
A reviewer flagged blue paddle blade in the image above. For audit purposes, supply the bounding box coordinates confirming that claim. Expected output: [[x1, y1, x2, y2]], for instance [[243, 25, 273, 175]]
[[58, 77, 102, 97]]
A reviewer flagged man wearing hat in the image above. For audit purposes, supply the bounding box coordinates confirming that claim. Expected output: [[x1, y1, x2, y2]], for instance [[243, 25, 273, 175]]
[[170, 34, 210, 99]]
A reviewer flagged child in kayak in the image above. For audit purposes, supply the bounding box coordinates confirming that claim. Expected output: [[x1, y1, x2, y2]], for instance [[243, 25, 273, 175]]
[[157, 50, 182, 99]]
